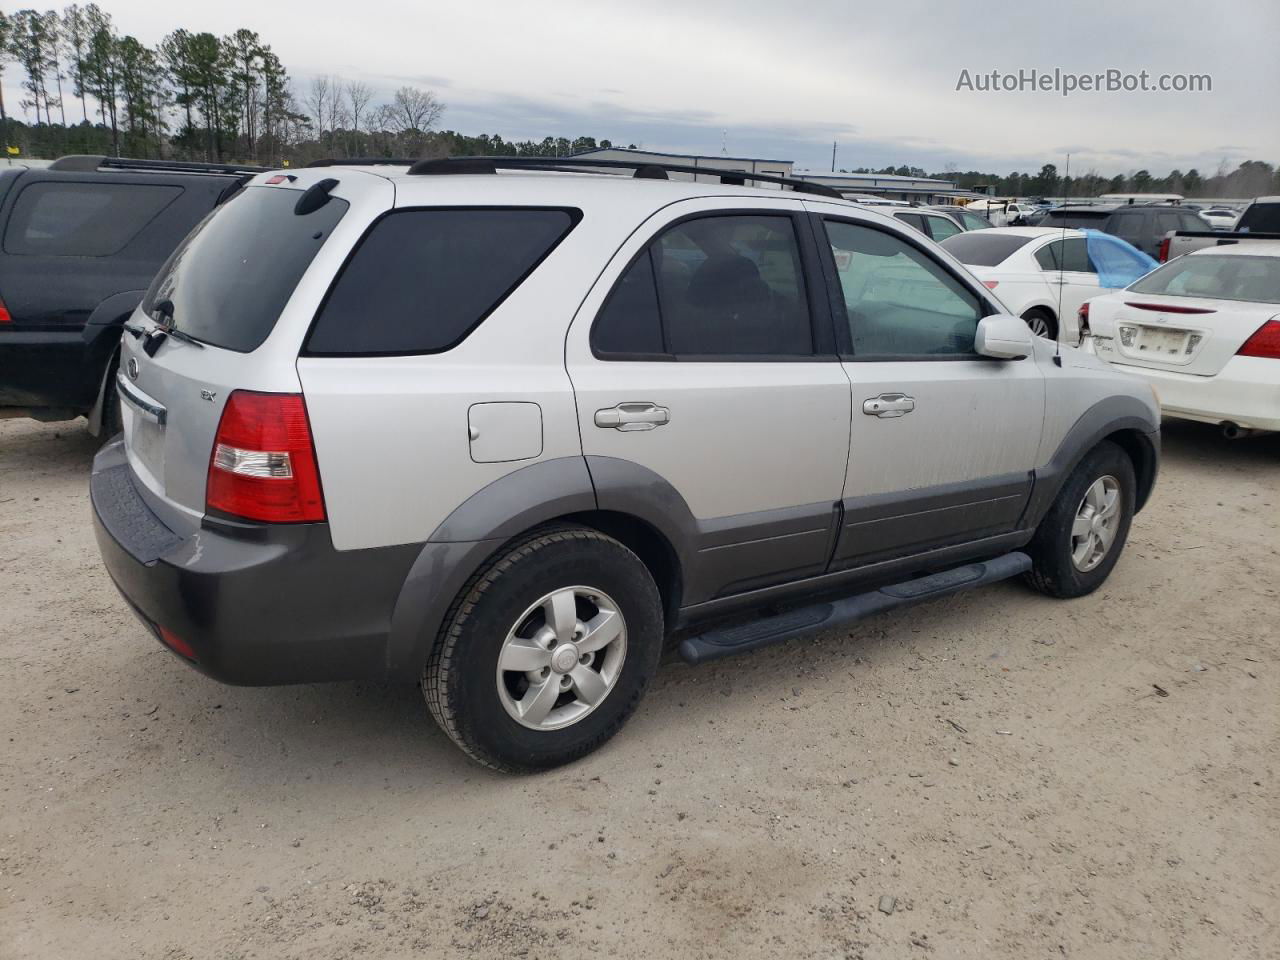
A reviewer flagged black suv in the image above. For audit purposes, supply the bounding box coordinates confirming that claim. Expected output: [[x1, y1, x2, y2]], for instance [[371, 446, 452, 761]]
[[1030, 203, 1206, 260], [0, 155, 263, 435]]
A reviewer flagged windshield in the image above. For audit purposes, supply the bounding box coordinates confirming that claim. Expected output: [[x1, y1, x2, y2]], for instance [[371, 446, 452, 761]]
[[142, 186, 349, 352], [939, 232, 1033, 266], [1128, 254, 1280, 303]]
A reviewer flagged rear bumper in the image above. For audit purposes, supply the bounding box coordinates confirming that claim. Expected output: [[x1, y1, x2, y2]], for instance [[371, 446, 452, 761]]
[[1108, 357, 1280, 432], [91, 439, 420, 685]]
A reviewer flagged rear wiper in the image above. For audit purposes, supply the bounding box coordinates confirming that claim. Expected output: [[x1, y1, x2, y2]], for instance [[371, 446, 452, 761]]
[[140, 299, 205, 354]]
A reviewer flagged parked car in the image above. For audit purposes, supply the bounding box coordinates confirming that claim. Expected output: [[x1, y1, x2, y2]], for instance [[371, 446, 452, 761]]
[[1031, 203, 1207, 260], [887, 206, 967, 242], [0, 155, 264, 436], [1198, 207, 1239, 231], [965, 198, 1037, 227], [1161, 197, 1280, 261], [91, 157, 1160, 771], [939, 227, 1154, 343], [928, 205, 993, 230], [1082, 242, 1280, 436]]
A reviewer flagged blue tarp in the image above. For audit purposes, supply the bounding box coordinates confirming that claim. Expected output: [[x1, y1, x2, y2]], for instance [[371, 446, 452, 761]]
[[1084, 229, 1158, 289]]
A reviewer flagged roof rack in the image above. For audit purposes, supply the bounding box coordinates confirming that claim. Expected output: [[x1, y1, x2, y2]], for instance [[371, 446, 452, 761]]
[[305, 158, 416, 168], [48, 155, 269, 176], [404, 155, 845, 199]]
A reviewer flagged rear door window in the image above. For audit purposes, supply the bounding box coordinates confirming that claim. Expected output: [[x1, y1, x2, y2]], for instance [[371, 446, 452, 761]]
[[307, 207, 576, 355], [144, 186, 349, 353], [1110, 212, 1145, 246], [591, 213, 816, 359], [4, 181, 182, 257]]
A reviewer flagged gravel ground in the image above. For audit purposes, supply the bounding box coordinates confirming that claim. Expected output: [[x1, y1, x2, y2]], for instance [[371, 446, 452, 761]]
[[1, 416, 1276, 960]]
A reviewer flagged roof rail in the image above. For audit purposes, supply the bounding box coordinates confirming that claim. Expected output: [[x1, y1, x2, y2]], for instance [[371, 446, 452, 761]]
[[403, 155, 845, 199], [305, 157, 416, 168], [48, 154, 269, 176]]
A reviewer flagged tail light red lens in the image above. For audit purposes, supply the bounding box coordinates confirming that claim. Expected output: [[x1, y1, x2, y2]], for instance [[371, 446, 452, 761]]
[[0, 296, 11, 324], [1237, 319, 1280, 360], [1158, 236, 1171, 262], [982, 280, 999, 290], [206, 391, 326, 523], [1124, 301, 1216, 315], [1077, 301, 1090, 336]]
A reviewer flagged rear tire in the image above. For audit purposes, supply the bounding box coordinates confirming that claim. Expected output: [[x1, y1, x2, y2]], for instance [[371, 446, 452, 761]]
[[424, 527, 663, 772], [1021, 308, 1058, 342], [1024, 441, 1135, 599], [97, 352, 123, 443]]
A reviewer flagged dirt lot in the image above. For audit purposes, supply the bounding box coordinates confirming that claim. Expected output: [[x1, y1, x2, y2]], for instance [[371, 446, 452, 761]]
[[1, 417, 1276, 960]]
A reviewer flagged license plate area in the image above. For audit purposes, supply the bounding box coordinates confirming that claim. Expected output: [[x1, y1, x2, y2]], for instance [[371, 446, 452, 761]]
[[122, 401, 166, 490], [1116, 323, 1200, 365]]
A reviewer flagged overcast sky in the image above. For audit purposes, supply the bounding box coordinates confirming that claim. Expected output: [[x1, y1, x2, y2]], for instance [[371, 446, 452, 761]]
[[5, 0, 1277, 175]]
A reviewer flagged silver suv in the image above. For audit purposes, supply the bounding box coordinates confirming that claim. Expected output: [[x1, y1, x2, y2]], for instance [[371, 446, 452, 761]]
[[92, 157, 1160, 771]]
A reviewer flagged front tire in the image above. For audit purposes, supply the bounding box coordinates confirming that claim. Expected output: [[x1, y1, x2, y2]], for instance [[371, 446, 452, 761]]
[[1024, 441, 1135, 599], [424, 527, 663, 772]]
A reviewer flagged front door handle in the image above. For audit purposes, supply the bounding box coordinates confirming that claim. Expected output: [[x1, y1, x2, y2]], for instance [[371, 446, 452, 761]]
[[862, 393, 915, 418], [595, 402, 671, 431]]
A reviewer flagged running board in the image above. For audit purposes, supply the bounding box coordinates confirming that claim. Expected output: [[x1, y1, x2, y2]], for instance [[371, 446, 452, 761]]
[[677, 552, 1031, 665]]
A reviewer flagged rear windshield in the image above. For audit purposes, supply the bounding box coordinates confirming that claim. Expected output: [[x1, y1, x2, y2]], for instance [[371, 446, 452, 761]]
[[1128, 254, 1280, 303], [142, 186, 349, 352], [305, 207, 577, 355], [1238, 203, 1280, 234], [938, 232, 1033, 266]]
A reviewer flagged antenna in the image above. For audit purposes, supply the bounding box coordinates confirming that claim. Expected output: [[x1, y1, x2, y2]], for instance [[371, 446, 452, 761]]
[[1053, 153, 1070, 367], [831, 140, 837, 173]]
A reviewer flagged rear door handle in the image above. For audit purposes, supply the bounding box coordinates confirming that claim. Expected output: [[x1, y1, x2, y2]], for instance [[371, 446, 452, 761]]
[[594, 402, 671, 431], [862, 393, 915, 418]]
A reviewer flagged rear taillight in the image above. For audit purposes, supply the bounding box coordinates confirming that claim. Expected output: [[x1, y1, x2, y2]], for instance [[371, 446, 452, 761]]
[[206, 391, 326, 523], [1158, 236, 1171, 262], [1237, 319, 1280, 360], [0, 296, 10, 324], [1077, 301, 1090, 336], [982, 280, 999, 290]]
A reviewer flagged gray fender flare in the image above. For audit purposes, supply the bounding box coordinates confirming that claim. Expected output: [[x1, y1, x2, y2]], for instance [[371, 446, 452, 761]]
[[385, 457, 597, 677], [383, 455, 702, 678], [1023, 396, 1160, 528]]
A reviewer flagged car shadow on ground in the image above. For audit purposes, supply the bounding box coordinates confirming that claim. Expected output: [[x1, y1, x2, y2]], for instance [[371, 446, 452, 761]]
[[1159, 417, 1280, 467]]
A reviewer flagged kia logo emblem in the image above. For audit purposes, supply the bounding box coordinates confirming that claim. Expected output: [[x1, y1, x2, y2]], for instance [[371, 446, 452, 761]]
[[126, 357, 139, 381]]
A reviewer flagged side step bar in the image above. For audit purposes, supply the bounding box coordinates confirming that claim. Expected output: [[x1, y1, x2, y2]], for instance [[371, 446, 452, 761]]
[[677, 552, 1032, 665]]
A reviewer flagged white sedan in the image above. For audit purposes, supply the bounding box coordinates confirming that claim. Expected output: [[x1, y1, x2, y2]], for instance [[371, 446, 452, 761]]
[[941, 227, 1134, 343], [1198, 208, 1239, 231], [1082, 242, 1280, 435]]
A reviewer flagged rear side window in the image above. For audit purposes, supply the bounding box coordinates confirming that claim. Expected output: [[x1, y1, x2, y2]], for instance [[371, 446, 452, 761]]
[[5, 181, 182, 257], [307, 208, 576, 355], [1034, 238, 1093, 273], [143, 186, 349, 353], [1238, 203, 1280, 233], [939, 232, 1033, 266], [591, 214, 815, 359]]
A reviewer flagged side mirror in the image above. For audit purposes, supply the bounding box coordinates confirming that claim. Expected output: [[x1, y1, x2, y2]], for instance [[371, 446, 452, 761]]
[[975, 314, 1034, 359]]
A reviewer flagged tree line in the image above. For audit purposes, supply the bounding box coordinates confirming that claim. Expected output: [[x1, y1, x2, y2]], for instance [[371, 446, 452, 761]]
[[854, 160, 1280, 200], [0, 5, 643, 165]]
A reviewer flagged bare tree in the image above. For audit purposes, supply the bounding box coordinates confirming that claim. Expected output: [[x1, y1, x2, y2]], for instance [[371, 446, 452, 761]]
[[389, 85, 443, 152], [304, 74, 330, 151], [346, 79, 371, 155]]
